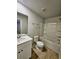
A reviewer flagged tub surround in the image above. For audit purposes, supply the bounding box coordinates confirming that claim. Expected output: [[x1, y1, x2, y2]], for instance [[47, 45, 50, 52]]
[[42, 16, 61, 53]]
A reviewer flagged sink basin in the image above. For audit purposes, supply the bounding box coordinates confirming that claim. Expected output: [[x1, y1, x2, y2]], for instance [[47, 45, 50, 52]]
[[17, 34, 32, 45]]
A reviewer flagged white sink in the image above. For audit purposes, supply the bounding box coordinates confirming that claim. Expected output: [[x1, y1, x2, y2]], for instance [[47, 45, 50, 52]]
[[17, 34, 32, 45]]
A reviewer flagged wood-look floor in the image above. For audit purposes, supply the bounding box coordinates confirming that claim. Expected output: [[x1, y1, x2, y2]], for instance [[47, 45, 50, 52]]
[[32, 47, 59, 59]]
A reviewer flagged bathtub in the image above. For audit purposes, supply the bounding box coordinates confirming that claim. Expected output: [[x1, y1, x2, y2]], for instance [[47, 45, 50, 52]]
[[40, 36, 60, 54]]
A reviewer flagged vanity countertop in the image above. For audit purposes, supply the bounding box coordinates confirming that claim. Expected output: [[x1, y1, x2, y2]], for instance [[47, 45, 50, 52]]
[[17, 34, 32, 45]]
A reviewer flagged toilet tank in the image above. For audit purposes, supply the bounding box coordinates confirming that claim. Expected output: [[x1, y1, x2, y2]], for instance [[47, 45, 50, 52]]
[[34, 36, 39, 42]]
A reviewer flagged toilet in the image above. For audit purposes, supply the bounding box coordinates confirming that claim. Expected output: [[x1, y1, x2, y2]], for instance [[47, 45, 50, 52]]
[[34, 36, 44, 49]]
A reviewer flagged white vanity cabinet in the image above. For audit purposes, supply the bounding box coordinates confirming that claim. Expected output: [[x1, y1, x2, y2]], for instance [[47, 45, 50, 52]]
[[17, 40, 32, 59]]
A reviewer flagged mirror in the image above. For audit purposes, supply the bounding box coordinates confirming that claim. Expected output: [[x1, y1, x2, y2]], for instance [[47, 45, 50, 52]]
[[17, 12, 28, 34], [17, 19, 21, 34]]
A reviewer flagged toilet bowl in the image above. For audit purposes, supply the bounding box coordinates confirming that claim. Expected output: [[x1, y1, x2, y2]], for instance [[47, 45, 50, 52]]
[[34, 36, 44, 48], [36, 41, 44, 48]]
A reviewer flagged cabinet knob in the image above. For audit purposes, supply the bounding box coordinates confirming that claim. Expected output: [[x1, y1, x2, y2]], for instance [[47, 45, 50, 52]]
[[18, 51, 20, 54], [21, 50, 23, 52]]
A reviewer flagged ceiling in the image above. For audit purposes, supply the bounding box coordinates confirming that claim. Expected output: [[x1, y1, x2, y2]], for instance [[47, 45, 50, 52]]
[[18, 0, 61, 18]]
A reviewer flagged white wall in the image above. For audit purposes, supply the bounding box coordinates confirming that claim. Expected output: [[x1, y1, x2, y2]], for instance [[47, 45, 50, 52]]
[[17, 2, 44, 37], [17, 13, 28, 34]]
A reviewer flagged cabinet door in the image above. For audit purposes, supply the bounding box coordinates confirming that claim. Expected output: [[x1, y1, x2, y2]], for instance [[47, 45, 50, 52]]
[[17, 53, 21, 59], [21, 44, 31, 59], [17, 48, 21, 59]]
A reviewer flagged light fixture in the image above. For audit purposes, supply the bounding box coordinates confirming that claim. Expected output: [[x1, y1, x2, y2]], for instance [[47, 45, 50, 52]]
[[41, 8, 46, 12]]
